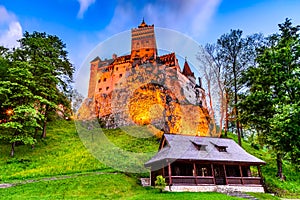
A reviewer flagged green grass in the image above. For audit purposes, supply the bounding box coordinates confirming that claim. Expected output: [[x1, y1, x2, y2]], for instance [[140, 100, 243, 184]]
[[0, 173, 240, 200], [0, 120, 111, 181], [1, 119, 299, 199]]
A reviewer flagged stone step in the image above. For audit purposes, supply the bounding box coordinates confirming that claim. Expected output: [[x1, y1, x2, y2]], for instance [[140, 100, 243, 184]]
[[227, 192, 259, 200]]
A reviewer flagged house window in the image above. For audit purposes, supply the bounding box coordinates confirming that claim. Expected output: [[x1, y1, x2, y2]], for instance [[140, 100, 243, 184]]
[[99, 88, 102, 92], [103, 78, 107, 82], [226, 165, 240, 177], [213, 143, 227, 152], [172, 163, 193, 176], [116, 67, 119, 71], [196, 164, 212, 176], [106, 87, 109, 91], [98, 79, 101, 83], [217, 146, 227, 152], [146, 48, 149, 51], [119, 74, 123, 78], [192, 142, 206, 151]]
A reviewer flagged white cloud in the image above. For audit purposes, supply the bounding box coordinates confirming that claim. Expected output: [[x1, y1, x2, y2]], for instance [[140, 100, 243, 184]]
[[142, 0, 221, 38], [101, 0, 221, 41], [0, 6, 22, 48], [77, 0, 96, 19]]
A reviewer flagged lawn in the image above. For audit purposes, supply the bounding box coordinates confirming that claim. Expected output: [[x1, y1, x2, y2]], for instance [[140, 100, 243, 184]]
[[0, 173, 241, 200], [0, 119, 299, 199]]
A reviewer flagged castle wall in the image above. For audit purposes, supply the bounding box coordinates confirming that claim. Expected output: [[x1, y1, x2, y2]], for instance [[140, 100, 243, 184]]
[[79, 20, 213, 136]]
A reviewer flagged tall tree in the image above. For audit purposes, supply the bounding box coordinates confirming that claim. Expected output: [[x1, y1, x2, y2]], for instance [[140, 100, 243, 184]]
[[0, 60, 43, 156], [240, 19, 300, 179], [202, 31, 263, 142], [16, 32, 74, 138]]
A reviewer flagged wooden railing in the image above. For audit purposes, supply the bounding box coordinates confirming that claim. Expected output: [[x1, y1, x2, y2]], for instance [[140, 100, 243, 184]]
[[165, 176, 262, 186]]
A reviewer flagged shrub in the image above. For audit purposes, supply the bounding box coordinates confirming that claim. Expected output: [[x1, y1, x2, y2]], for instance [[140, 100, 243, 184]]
[[155, 175, 166, 193]]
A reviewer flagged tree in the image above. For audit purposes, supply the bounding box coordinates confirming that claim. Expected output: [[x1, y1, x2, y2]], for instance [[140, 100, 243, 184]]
[[202, 31, 263, 142], [16, 31, 74, 138], [240, 19, 300, 179], [0, 31, 74, 156], [0, 60, 43, 156]]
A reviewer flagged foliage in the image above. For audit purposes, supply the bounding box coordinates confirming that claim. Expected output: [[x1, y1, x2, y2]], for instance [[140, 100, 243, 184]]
[[0, 31, 74, 156], [16, 31, 74, 138], [155, 175, 167, 193], [239, 19, 300, 177], [0, 60, 44, 156], [204, 30, 265, 143]]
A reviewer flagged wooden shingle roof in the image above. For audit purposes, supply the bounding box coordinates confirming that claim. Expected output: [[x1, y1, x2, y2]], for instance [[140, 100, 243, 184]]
[[145, 134, 265, 167]]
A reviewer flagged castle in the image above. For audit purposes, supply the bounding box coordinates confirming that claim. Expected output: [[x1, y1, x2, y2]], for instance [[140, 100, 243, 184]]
[[78, 20, 213, 136]]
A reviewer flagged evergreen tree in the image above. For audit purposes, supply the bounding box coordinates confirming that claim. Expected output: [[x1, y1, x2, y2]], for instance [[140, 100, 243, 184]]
[[240, 19, 300, 179]]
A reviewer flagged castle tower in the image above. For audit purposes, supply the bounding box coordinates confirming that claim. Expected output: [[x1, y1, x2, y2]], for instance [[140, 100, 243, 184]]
[[131, 19, 157, 60], [182, 59, 196, 84], [88, 56, 100, 98]]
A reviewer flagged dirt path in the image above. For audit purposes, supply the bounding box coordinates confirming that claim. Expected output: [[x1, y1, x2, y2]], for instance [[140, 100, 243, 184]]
[[0, 171, 118, 189]]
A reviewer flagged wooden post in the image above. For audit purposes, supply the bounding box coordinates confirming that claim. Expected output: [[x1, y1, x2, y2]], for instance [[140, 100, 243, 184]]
[[239, 165, 244, 185], [193, 162, 197, 185], [168, 162, 172, 185], [162, 164, 165, 177], [211, 164, 216, 185], [223, 164, 228, 185]]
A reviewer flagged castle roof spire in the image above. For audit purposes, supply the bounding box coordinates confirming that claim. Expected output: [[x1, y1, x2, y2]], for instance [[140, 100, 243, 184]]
[[138, 18, 147, 28], [182, 58, 195, 78]]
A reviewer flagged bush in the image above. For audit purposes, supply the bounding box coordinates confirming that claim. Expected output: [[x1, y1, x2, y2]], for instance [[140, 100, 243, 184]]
[[155, 175, 166, 193]]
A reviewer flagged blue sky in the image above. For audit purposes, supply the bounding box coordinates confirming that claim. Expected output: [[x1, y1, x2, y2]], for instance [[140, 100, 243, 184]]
[[1, 0, 300, 75]]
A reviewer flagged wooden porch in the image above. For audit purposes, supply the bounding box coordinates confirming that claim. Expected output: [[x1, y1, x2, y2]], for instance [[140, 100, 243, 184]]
[[165, 176, 263, 186], [151, 161, 264, 186]]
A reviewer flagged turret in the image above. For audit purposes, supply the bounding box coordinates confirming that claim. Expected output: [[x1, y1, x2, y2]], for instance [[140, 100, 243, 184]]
[[131, 19, 157, 60], [88, 56, 101, 98], [182, 58, 196, 84]]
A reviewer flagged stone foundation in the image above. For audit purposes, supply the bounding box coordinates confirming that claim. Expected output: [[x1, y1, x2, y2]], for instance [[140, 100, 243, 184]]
[[164, 185, 265, 193]]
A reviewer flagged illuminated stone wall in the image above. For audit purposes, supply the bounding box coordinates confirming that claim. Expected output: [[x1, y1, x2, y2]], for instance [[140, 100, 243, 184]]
[[78, 21, 216, 137]]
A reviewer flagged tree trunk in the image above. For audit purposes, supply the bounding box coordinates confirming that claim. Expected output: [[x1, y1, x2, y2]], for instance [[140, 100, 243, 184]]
[[224, 91, 229, 137], [233, 59, 241, 146], [240, 123, 244, 138], [41, 105, 48, 138], [10, 142, 15, 157], [32, 127, 38, 149], [276, 153, 285, 180], [218, 87, 225, 137], [41, 118, 47, 138]]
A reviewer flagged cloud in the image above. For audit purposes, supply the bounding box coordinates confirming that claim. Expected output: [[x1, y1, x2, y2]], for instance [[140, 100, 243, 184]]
[[102, 0, 221, 40], [0, 6, 22, 48], [142, 0, 221, 38], [77, 0, 96, 19]]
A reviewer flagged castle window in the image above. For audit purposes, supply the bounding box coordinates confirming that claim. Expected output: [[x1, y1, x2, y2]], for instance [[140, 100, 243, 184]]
[[104, 78, 107, 82], [106, 87, 109, 91], [119, 74, 123, 78]]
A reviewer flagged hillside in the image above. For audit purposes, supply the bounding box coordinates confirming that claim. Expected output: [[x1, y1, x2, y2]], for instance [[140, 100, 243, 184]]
[[0, 119, 298, 199]]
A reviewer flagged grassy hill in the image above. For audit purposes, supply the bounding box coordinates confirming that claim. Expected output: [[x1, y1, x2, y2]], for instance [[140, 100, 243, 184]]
[[0, 119, 298, 199]]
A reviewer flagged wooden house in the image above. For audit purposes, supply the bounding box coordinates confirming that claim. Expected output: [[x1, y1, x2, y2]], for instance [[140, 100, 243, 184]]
[[144, 134, 266, 192]]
